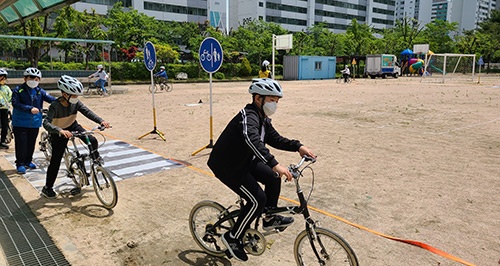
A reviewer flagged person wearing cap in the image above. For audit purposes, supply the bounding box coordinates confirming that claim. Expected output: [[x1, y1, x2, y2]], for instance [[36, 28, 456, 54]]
[[153, 65, 168, 84], [207, 78, 316, 262], [0, 69, 12, 149], [12, 67, 56, 174], [258, 60, 272, 78], [41, 75, 110, 199], [88, 64, 109, 96], [341, 65, 351, 83]]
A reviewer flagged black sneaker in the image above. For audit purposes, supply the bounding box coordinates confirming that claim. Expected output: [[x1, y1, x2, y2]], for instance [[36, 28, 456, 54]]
[[221, 231, 248, 262], [41, 186, 57, 199], [263, 215, 294, 231]]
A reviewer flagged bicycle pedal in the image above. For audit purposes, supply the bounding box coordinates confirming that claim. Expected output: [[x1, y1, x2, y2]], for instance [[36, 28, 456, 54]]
[[69, 187, 81, 195]]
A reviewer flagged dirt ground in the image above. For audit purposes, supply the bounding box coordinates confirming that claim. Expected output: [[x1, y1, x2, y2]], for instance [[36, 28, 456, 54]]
[[1, 75, 499, 266]]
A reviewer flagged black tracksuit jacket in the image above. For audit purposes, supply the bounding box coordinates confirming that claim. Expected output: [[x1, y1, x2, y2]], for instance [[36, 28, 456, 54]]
[[207, 103, 302, 187]]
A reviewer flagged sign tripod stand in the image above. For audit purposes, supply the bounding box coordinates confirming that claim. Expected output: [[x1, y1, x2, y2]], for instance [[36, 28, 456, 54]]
[[138, 41, 166, 141], [191, 37, 223, 156]]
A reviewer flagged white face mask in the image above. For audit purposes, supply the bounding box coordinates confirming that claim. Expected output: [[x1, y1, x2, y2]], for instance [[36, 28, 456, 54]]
[[263, 101, 277, 117], [26, 80, 39, 88], [68, 97, 79, 104]]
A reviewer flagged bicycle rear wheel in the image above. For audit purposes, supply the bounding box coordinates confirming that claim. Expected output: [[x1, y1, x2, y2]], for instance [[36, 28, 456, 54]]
[[189, 200, 235, 257], [92, 165, 118, 209], [149, 84, 158, 93], [294, 227, 358, 266], [39, 131, 52, 161]]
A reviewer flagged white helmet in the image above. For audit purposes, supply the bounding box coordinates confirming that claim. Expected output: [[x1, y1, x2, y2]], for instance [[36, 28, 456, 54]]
[[248, 78, 283, 98], [58, 75, 84, 96], [24, 67, 42, 78], [160, 66, 165, 69], [0, 69, 7, 76], [97, 64, 103, 69], [262, 60, 270, 67]]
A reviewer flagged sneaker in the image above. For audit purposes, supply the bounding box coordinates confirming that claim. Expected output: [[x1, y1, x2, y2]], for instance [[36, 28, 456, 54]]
[[221, 231, 248, 262], [16, 165, 26, 174], [0, 143, 8, 149], [27, 162, 37, 169], [41, 186, 57, 199], [96, 156, 105, 165], [263, 215, 295, 231]]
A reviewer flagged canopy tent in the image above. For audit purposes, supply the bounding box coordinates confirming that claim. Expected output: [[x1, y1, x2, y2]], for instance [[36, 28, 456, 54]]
[[400, 49, 414, 55], [0, 0, 78, 26]]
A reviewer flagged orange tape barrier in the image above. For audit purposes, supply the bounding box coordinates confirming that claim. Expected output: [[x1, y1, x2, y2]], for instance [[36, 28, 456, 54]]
[[186, 164, 475, 265], [280, 196, 476, 266]]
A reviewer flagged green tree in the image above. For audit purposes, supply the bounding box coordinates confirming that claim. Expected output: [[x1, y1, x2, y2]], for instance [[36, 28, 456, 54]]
[[53, 7, 107, 67], [477, 10, 500, 64], [421, 20, 458, 53], [105, 2, 158, 61], [345, 19, 375, 57]]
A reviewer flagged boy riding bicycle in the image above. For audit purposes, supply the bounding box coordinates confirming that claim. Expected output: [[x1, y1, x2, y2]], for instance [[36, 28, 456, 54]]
[[41, 75, 110, 199], [153, 66, 168, 85], [207, 78, 316, 262]]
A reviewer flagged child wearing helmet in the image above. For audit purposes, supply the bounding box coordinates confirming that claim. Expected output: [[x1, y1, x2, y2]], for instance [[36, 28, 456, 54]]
[[12, 67, 56, 174], [258, 60, 272, 78], [88, 64, 109, 96], [0, 69, 11, 149], [41, 75, 111, 199], [207, 78, 316, 262], [153, 65, 168, 84]]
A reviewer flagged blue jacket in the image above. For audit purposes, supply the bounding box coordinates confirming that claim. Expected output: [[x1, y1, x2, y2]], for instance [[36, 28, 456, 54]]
[[12, 83, 56, 128], [154, 70, 168, 78]]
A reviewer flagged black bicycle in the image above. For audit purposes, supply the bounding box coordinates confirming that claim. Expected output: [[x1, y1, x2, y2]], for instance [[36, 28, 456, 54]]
[[149, 77, 173, 93], [189, 156, 359, 265], [84, 78, 112, 96], [39, 123, 117, 209]]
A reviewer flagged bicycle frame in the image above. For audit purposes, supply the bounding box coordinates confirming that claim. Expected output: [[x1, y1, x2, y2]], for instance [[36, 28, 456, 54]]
[[212, 156, 316, 233], [66, 128, 104, 185]]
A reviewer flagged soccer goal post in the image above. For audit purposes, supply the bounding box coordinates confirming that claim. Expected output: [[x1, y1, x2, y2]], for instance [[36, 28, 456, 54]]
[[421, 53, 476, 83]]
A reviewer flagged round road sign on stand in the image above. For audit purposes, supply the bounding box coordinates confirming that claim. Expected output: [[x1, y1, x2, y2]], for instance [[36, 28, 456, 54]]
[[199, 37, 223, 73], [192, 37, 224, 156], [144, 41, 157, 71]]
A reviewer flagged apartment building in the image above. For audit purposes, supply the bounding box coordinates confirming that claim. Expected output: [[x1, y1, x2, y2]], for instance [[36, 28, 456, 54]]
[[72, 0, 396, 34], [394, 0, 433, 26], [431, 0, 497, 33]]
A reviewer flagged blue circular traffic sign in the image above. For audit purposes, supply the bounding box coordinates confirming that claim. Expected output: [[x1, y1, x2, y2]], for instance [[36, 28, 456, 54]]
[[199, 37, 223, 73], [144, 41, 156, 71]]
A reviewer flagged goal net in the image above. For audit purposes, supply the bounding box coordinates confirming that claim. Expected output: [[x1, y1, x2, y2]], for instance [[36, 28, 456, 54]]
[[421, 53, 476, 83]]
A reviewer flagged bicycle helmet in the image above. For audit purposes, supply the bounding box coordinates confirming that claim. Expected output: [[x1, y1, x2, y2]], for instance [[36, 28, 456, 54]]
[[160, 66, 165, 69], [248, 78, 283, 98], [97, 64, 103, 69], [262, 60, 270, 67], [0, 69, 7, 76], [24, 67, 42, 78], [58, 75, 84, 96]]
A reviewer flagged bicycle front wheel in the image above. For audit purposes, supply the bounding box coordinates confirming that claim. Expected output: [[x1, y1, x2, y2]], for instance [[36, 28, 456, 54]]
[[40, 131, 52, 161], [92, 165, 118, 209], [166, 81, 173, 92], [294, 227, 358, 266], [189, 200, 235, 257]]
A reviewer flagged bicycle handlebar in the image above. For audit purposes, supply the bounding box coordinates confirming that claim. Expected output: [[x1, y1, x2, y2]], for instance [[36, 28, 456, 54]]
[[289, 155, 316, 179], [70, 125, 110, 138]]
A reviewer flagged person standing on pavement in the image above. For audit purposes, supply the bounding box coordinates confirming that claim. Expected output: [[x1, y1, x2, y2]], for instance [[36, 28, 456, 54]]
[[0, 69, 12, 149], [12, 67, 56, 174]]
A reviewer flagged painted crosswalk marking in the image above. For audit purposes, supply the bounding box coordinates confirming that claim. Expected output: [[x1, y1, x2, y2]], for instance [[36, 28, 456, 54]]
[[5, 139, 184, 193]]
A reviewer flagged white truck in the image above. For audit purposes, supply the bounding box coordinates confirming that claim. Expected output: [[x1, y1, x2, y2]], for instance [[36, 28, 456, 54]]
[[364, 54, 401, 79]]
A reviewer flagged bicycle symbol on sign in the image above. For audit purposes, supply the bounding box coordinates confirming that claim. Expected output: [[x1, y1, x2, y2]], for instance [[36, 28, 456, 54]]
[[200, 48, 221, 64]]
